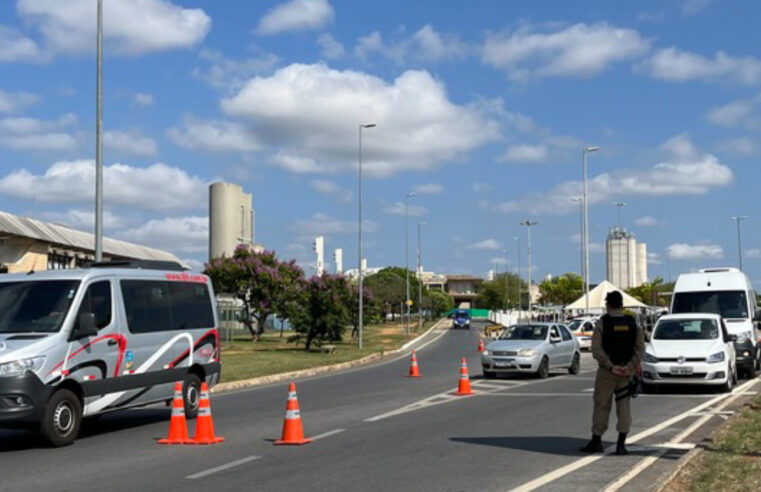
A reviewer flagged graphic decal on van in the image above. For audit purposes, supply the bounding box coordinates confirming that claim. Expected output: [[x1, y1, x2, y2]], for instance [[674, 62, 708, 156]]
[[168, 329, 218, 368], [46, 334, 128, 379]]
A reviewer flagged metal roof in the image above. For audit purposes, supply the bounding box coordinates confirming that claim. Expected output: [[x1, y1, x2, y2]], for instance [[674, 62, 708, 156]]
[[0, 210, 183, 264]]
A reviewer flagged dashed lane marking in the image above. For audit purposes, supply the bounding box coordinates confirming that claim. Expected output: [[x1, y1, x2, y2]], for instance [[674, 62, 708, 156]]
[[311, 429, 346, 441], [186, 456, 262, 480]]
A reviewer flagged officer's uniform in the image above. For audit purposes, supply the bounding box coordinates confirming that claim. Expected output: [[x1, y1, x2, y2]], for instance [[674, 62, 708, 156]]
[[590, 309, 645, 438]]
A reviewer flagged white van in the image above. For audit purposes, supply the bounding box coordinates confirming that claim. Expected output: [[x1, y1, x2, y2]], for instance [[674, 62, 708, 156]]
[[671, 268, 761, 378], [0, 260, 221, 446]]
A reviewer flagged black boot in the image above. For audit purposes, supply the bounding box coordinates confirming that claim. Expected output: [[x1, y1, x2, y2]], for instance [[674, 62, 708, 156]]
[[580, 435, 603, 453], [615, 433, 628, 455]]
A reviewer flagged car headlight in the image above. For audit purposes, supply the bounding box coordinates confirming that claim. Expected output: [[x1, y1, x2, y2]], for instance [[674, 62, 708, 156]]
[[706, 351, 725, 363], [0, 356, 46, 378], [482, 350, 489, 356], [643, 352, 659, 363], [518, 348, 538, 357]]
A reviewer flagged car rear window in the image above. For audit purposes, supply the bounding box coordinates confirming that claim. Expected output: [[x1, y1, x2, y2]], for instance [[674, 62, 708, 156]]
[[121, 280, 214, 333]]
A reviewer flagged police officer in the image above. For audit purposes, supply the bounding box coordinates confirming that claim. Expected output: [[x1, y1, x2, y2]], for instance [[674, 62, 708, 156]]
[[580, 290, 645, 455]]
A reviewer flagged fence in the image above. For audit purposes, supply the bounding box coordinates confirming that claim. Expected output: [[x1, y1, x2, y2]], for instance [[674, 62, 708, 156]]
[[216, 299, 292, 343]]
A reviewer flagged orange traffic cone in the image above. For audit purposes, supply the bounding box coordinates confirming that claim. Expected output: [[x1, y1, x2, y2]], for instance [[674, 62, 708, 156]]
[[188, 382, 224, 445], [454, 358, 474, 396], [158, 383, 189, 444], [274, 382, 312, 445], [407, 350, 421, 377], [478, 339, 485, 353]]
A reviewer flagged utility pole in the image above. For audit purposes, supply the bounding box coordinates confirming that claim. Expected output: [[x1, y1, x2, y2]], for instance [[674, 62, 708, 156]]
[[520, 221, 538, 317], [94, 0, 104, 261], [404, 192, 416, 337], [502, 248, 509, 311], [358, 123, 376, 350], [417, 222, 425, 332], [572, 197, 584, 285], [515, 236, 521, 316], [732, 216, 747, 271]]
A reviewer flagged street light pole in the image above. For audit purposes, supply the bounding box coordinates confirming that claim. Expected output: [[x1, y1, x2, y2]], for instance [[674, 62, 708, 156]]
[[582, 146, 599, 315], [731, 216, 747, 271], [405, 192, 416, 337], [417, 222, 425, 332], [94, 0, 104, 261], [502, 248, 508, 311], [572, 197, 584, 285], [515, 236, 521, 316], [520, 221, 538, 317], [358, 123, 375, 350]]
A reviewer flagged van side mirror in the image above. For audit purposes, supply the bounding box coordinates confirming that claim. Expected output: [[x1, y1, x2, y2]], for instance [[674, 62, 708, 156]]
[[74, 313, 98, 339]]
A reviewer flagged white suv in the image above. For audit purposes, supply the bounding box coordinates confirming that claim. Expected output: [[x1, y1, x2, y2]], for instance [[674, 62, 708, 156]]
[[642, 313, 737, 393]]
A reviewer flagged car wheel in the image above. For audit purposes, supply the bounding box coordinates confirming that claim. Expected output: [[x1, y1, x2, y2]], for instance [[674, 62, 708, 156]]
[[183, 373, 203, 419], [40, 389, 82, 447], [568, 353, 581, 375], [483, 370, 496, 379], [535, 357, 550, 379], [720, 368, 735, 393]]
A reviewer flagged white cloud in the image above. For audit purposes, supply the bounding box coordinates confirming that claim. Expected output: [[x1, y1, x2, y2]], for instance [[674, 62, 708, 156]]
[[39, 208, 136, 231], [412, 183, 443, 194], [317, 33, 344, 59], [104, 129, 158, 157], [466, 238, 501, 250], [746, 248, 761, 259], [221, 63, 500, 177], [355, 24, 469, 64], [17, 0, 211, 56], [482, 23, 650, 81], [255, 0, 334, 35], [119, 216, 208, 254], [667, 243, 723, 260], [647, 252, 663, 265], [290, 213, 378, 236], [569, 233, 603, 253], [0, 24, 41, 62], [0, 89, 39, 112], [496, 134, 733, 215], [635, 216, 659, 227], [706, 94, 761, 129], [489, 257, 508, 265], [641, 47, 761, 85], [472, 182, 490, 193], [167, 115, 261, 153], [133, 92, 154, 106], [383, 202, 427, 216], [193, 49, 280, 92], [499, 143, 549, 163], [310, 179, 352, 203], [0, 113, 77, 151], [682, 0, 713, 15], [0, 160, 207, 210], [718, 137, 757, 156]]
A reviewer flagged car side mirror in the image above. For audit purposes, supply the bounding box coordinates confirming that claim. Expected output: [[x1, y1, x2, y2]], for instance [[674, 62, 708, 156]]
[[726, 334, 738, 343], [550, 336, 561, 344], [74, 313, 98, 339]]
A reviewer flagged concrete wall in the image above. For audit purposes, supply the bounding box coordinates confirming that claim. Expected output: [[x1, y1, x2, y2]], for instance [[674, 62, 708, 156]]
[[209, 182, 254, 260]]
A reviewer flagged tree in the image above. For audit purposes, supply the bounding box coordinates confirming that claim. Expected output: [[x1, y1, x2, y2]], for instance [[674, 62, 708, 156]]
[[476, 273, 526, 310], [424, 289, 454, 318], [626, 277, 673, 307], [290, 274, 351, 350], [363, 269, 406, 320], [205, 246, 304, 342], [539, 273, 583, 306]]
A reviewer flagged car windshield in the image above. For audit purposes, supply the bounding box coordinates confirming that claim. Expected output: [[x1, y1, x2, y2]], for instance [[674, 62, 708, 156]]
[[454, 312, 469, 319], [0, 280, 80, 333], [567, 320, 582, 331], [672, 290, 748, 319], [654, 319, 719, 340], [501, 325, 548, 340]]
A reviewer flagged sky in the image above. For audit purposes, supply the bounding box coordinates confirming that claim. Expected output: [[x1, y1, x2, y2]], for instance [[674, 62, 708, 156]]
[[1, 0, 760, 285]]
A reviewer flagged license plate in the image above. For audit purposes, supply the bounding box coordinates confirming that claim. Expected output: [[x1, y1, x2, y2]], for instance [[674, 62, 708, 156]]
[[495, 359, 515, 367], [670, 366, 694, 375]]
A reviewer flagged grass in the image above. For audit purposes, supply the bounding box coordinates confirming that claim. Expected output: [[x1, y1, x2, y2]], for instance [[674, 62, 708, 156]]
[[218, 319, 438, 383], [665, 393, 761, 492]]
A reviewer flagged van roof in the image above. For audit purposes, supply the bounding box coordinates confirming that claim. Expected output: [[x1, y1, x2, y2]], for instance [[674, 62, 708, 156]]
[[674, 269, 753, 292], [0, 267, 208, 283]]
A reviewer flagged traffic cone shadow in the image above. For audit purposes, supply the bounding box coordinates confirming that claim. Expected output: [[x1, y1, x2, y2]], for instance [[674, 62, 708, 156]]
[[274, 382, 312, 445], [158, 382, 190, 444], [454, 358, 474, 396], [188, 382, 224, 445]]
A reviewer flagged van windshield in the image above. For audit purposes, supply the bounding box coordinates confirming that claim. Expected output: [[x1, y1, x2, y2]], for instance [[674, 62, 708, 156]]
[[672, 290, 748, 319], [0, 280, 80, 333]]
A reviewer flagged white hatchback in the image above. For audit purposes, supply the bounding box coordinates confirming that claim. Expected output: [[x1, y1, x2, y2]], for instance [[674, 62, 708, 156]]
[[642, 313, 737, 392]]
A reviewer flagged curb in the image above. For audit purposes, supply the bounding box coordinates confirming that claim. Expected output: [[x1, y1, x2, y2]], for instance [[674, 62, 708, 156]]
[[211, 318, 446, 394]]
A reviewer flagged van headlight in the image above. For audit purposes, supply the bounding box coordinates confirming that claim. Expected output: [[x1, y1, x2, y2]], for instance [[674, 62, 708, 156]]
[[518, 348, 538, 357], [644, 352, 659, 363], [706, 352, 725, 363], [0, 356, 46, 377]]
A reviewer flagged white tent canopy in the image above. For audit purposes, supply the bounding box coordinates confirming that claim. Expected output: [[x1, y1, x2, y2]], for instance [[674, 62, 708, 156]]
[[564, 280, 647, 312]]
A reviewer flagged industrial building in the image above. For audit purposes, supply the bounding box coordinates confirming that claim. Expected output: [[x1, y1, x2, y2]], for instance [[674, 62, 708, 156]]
[[605, 227, 647, 289], [0, 210, 182, 273], [209, 182, 260, 260]]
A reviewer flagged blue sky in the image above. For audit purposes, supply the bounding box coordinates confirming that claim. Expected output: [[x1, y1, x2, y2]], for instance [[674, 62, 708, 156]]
[[1, 0, 760, 285]]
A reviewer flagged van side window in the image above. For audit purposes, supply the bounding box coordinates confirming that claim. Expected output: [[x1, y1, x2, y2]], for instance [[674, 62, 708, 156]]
[[121, 280, 172, 333], [77, 281, 112, 329], [168, 282, 214, 330]]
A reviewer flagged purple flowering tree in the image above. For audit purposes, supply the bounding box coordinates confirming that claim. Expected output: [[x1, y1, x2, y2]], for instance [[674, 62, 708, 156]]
[[205, 246, 305, 342], [290, 274, 351, 350]]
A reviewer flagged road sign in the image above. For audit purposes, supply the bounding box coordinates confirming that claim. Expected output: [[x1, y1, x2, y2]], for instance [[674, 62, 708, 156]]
[[406, 300, 413, 306]]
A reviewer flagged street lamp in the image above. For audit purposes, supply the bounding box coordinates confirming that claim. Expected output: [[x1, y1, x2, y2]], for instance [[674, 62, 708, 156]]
[[515, 236, 521, 315], [502, 248, 508, 310], [417, 222, 426, 332], [582, 146, 599, 315], [571, 197, 584, 285], [732, 216, 747, 271], [404, 192, 417, 337], [358, 122, 376, 350], [520, 220, 538, 317]]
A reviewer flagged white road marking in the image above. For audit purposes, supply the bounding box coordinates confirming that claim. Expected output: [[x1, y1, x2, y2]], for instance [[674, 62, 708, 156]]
[[311, 428, 346, 441], [480, 392, 591, 397], [186, 456, 261, 480], [507, 378, 760, 492]]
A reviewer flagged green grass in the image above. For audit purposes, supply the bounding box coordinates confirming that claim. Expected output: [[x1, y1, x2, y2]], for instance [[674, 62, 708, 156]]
[[668, 393, 761, 492], [219, 320, 437, 383]]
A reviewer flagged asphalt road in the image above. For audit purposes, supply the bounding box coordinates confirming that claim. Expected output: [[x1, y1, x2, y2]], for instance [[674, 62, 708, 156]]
[[1, 320, 759, 492]]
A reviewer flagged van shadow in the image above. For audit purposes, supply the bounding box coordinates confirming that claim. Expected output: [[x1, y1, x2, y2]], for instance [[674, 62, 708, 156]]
[[450, 436, 656, 457], [0, 408, 169, 452]]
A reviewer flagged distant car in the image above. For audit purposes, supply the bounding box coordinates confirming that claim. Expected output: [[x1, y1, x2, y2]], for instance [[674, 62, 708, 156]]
[[451, 310, 471, 330], [642, 313, 737, 393], [567, 316, 597, 350], [481, 323, 581, 379]]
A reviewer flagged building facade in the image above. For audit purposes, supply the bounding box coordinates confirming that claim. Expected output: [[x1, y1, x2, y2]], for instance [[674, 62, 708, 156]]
[[209, 182, 255, 260], [605, 227, 647, 289]]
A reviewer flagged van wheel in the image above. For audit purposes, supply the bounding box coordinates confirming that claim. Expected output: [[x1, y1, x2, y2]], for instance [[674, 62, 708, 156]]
[[535, 357, 550, 379], [40, 389, 82, 447], [183, 373, 202, 419], [568, 353, 581, 375]]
